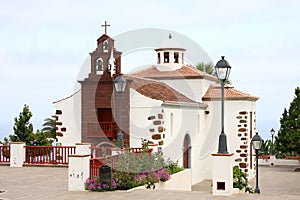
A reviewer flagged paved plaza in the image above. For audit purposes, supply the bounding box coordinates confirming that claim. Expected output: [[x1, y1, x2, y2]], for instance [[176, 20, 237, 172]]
[[1, 164, 300, 200]]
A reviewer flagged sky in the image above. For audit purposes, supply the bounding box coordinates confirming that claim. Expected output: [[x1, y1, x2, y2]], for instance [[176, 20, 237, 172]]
[[0, 0, 299, 141]]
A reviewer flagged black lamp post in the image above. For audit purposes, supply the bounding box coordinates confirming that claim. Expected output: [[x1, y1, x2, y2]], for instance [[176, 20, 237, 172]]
[[251, 132, 263, 194], [270, 128, 275, 155], [215, 56, 231, 154], [113, 74, 127, 148]]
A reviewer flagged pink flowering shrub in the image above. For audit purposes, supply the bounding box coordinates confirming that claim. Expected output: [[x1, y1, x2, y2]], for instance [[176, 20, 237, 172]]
[[84, 177, 118, 191], [133, 168, 170, 188]]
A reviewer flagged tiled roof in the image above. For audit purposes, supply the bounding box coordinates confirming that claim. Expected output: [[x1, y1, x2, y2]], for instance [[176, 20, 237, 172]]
[[202, 86, 259, 101], [130, 65, 218, 81], [125, 75, 205, 106]]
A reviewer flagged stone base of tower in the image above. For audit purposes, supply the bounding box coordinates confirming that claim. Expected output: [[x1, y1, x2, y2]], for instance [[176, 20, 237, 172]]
[[211, 153, 234, 196]]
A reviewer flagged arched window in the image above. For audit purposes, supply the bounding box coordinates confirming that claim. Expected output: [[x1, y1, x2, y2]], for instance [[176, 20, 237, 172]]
[[96, 58, 104, 75], [164, 52, 169, 63], [174, 52, 179, 63], [102, 40, 108, 53], [157, 53, 161, 64], [170, 113, 174, 137], [197, 114, 200, 134]]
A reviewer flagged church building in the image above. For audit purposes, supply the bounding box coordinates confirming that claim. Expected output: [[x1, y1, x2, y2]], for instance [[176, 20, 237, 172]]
[[53, 25, 259, 184]]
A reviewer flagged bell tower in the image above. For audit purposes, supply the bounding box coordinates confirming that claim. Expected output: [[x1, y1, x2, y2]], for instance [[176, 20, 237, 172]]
[[79, 22, 127, 146], [89, 21, 121, 79], [155, 33, 186, 71]]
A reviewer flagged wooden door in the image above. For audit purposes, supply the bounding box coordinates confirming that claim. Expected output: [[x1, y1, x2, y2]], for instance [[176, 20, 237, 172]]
[[183, 136, 189, 168]]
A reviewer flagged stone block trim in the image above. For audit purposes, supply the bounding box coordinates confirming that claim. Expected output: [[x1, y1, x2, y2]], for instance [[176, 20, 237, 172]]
[[239, 163, 247, 168], [148, 116, 155, 120], [158, 126, 164, 133], [149, 128, 155, 132], [153, 120, 161, 125], [55, 111, 66, 138], [56, 132, 63, 137], [235, 110, 252, 175], [152, 134, 161, 140], [147, 111, 165, 146], [238, 128, 247, 132]]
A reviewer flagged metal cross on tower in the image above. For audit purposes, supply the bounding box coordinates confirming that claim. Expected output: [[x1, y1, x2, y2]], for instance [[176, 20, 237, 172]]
[[101, 21, 110, 35]]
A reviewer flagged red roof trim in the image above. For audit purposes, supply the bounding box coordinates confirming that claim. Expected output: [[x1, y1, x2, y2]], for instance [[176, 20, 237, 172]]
[[202, 86, 259, 101]]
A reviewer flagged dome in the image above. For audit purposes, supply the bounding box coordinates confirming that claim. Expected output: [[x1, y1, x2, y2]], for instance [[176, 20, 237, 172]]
[[154, 34, 186, 71], [155, 33, 186, 51]]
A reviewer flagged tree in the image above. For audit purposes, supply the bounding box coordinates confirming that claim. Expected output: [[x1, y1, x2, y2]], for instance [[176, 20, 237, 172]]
[[275, 87, 300, 155], [195, 62, 216, 76], [7, 104, 54, 146], [259, 140, 271, 156], [41, 115, 56, 139], [195, 62, 231, 84], [9, 104, 34, 145], [0, 137, 9, 145], [34, 130, 53, 146]]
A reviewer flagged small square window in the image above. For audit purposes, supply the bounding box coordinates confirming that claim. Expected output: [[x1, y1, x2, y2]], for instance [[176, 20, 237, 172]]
[[217, 182, 225, 190]]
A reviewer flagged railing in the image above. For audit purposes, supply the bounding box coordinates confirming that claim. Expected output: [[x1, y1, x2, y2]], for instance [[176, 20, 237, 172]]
[[99, 122, 118, 138], [24, 146, 76, 165], [89, 147, 152, 178], [88, 122, 118, 138], [91, 146, 113, 158], [0, 145, 10, 163], [90, 154, 119, 178]]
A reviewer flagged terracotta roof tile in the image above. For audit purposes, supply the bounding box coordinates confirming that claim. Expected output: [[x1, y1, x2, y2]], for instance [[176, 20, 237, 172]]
[[130, 65, 218, 81], [202, 86, 259, 101], [125, 75, 204, 105]]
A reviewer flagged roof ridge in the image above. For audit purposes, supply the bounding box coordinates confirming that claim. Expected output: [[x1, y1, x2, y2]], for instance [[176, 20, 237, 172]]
[[53, 89, 81, 104], [189, 65, 218, 79], [127, 74, 199, 104], [129, 65, 156, 75], [203, 86, 259, 100], [125, 74, 162, 84]]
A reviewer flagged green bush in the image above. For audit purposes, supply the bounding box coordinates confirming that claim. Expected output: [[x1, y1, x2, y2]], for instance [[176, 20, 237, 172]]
[[112, 149, 167, 190], [233, 166, 254, 193], [165, 159, 184, 174]]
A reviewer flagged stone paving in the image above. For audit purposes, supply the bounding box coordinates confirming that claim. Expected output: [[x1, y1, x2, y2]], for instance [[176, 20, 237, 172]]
[[0, 165, 300, 200]]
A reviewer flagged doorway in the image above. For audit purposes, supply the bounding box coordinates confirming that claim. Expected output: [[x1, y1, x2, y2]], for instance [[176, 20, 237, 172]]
[[183, 134, 191, 168]]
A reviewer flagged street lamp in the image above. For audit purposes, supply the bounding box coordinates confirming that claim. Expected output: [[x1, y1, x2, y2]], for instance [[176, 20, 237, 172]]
[[251, 132, 263, 194], [215, 56, 231, 154], [113, 74, 127, 148], [270, 128, 275, 155]]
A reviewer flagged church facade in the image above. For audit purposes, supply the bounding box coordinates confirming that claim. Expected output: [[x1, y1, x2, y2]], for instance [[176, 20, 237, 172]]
[[53, 29, 259, 184]]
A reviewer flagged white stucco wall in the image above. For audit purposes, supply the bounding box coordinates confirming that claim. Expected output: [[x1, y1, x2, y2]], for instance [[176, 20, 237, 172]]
[[68, 154, 90, 191], [162, 104, 213, 184], [204, 99, 257, 180], [129, 86, 257, 184], [10, 142, 25, 167], [129, 88, 217, 184], [162, 79, 214, 102], [129, 88, 163, 148], [53, 91, 82, 146]]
